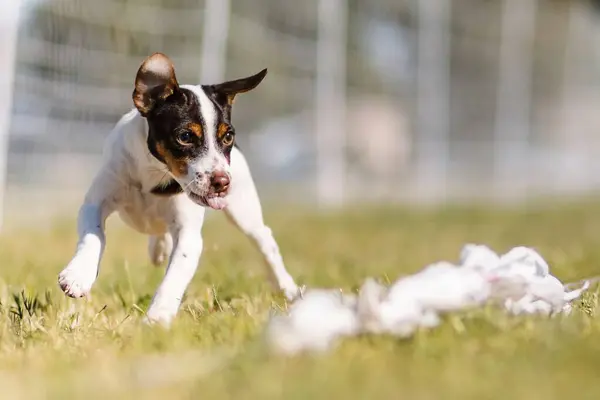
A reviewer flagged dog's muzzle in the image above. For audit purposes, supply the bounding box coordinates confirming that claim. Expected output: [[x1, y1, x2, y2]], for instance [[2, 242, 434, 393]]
[[186, 171, 231, 210]]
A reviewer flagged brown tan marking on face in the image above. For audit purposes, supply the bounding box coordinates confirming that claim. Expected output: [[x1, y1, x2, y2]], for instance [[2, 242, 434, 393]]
[[156, 143, 188, 178], [217, 122, 235, 148], [217, 123, 229, 139], [188, 122, 203, 138]]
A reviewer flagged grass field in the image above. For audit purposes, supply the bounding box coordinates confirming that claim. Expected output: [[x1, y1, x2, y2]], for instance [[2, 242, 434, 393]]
[[1, 200, 600, 399]]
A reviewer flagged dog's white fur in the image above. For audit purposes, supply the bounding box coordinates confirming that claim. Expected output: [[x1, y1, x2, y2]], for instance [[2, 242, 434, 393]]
[[58, 88, 299, 325]]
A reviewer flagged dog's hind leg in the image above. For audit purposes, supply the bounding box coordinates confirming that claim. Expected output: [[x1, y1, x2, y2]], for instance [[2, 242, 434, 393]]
[[148, 233, 173, 266], [223, 147, 299, 300]]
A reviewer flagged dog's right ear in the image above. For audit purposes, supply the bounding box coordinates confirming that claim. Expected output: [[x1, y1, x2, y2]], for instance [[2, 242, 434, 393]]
[[133, 53, 179, 117]]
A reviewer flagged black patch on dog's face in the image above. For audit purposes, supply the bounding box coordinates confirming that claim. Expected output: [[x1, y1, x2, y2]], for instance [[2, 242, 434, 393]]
[[145, 87, 236, 179]]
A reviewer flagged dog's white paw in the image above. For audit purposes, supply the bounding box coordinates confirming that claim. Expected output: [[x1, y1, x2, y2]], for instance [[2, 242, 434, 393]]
[[58, 263, 97, 298], [145, 295, 179, 327], [142, 314, 172, 328], [145, 305, 176, 327], [282, 283, 303, 302]]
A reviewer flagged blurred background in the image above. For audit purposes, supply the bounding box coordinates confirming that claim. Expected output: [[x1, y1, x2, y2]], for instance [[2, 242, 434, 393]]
[[2, 0, 600, 228]]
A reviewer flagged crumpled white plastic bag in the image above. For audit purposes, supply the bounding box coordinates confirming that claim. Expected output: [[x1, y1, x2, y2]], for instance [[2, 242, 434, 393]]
[[503, 277, 590, 316], [265, 244, 594, 355], [265, 289, 360, 355], [400, 261, 492, 312], [460, 244, 501, 272], [461, 244, 589, 315], [356, 278, 439, 338]]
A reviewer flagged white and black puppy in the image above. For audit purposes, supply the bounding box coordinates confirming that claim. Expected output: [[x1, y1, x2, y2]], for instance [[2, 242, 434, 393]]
[[58, 53, 299, 325]]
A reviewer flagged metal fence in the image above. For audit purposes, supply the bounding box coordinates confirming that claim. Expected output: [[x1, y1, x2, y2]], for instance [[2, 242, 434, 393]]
[[3, 0, 600, 227]]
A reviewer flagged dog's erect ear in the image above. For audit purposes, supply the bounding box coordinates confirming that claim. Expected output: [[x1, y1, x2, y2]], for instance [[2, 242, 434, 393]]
[[133, 53, 179, 116], [206, 68, 267, 110]]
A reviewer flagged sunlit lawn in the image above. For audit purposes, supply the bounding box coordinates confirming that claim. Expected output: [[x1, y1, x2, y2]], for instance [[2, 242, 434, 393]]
[[1, 200, 600, 399]]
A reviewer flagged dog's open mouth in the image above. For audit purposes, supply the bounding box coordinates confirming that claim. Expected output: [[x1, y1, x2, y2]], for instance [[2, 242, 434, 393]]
[[187, 190, 228, 210]]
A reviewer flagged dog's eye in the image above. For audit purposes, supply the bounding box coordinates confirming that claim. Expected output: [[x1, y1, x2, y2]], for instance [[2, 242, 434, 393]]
[[176, 131, 193, 146], [221, 131, 234, 147]]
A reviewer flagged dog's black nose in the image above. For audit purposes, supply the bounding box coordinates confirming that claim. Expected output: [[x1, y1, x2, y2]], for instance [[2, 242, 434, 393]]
[[210, 171, 230, 193]]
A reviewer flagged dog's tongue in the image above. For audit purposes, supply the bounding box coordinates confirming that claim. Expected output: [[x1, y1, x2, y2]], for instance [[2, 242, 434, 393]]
[[206, 196, 228, 210]]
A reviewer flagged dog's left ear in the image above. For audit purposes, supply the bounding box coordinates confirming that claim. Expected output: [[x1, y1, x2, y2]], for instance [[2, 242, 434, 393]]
[[206, 68, 267, 113]]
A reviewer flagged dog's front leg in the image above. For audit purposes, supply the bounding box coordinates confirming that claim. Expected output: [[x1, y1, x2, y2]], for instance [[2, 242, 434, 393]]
[[58, 169, 118, 297], [145, 199, 205, 325], [224, 147, 299, 300]]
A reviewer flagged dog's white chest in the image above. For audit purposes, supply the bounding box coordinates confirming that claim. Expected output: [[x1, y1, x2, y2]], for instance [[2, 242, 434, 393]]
[[116, 185, 172, 235]]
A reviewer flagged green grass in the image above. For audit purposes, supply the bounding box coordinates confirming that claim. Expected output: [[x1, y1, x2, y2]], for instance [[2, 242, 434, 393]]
[[2, 201, 600, 399]]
